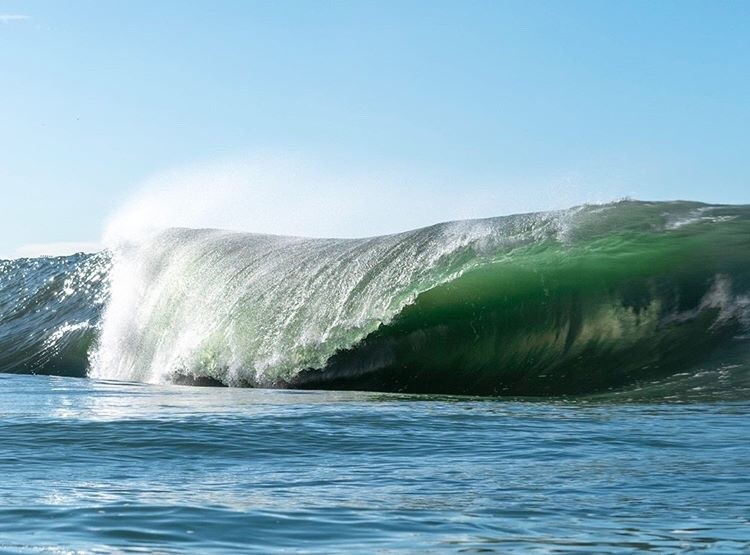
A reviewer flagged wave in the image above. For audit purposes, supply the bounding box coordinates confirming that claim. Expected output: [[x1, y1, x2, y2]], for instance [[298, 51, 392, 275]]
[[1, 200, 749, 399], [0, 253, 108, 376]]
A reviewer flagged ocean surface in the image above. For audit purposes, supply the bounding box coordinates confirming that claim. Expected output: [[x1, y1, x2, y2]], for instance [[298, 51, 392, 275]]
[[1, 374, 749, 553], [1, 200, 750, 552]]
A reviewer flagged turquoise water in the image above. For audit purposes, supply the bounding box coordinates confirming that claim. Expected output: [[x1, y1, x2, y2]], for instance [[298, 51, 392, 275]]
[[1, 373, 748, 553]]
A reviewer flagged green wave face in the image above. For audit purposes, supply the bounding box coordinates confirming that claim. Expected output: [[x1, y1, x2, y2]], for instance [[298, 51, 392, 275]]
[[291, 207, 750, 397], [4, 200, 749, 399]]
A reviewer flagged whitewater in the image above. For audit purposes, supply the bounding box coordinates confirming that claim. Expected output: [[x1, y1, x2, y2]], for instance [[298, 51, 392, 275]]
[[1, 199, 748, 399]]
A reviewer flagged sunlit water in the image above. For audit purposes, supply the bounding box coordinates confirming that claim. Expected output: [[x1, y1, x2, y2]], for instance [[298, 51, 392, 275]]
[[1, 373, 748, 553]]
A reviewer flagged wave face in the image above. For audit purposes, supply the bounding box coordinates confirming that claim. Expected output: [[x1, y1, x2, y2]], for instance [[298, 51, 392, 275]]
[[1, 200, 750, 398], [0, 253, 109, 376]]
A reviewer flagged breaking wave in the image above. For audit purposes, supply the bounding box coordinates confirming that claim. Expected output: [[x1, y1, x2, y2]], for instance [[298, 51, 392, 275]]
[[1, 200, 749, 399]]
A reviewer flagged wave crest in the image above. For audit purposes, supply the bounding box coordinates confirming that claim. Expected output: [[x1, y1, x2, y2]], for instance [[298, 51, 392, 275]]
[[2, 200, 749, 399]]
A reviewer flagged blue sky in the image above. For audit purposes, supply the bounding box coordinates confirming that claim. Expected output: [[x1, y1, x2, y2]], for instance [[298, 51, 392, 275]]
[[1, 1, 748, 257]]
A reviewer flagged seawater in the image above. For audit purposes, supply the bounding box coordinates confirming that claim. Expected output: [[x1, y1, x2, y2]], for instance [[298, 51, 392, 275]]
[[1, 373, 748, 553], [2, 200, 750, 397]]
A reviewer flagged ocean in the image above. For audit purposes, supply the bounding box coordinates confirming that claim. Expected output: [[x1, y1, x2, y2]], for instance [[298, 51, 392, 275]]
[[1, 375, 749, 553], [1, 200, 749, 552]]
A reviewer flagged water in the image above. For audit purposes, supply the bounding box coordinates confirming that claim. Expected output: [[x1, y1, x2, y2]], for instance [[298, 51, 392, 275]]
[[2, 200, 750, 551], [2, 200, 750, 397], [1, 373, 748, 553]]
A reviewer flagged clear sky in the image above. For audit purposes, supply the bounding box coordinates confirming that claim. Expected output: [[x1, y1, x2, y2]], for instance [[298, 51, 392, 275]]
[[1, 0, 748, 258]]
